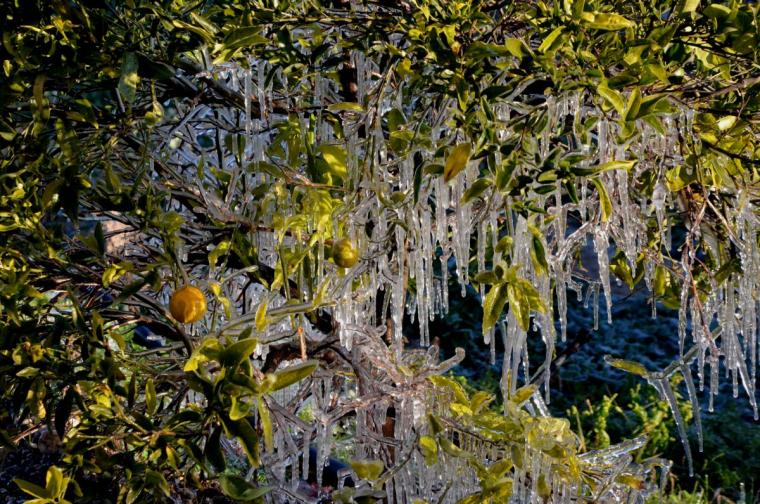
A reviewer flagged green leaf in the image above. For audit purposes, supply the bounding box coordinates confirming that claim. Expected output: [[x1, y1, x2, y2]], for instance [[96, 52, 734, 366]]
[[504, 38, 527, 59], [328, 102, 365, 113], [429, 376, 469, 404], [255, 301, 268, 332], [439, 437, 470, 458], [610, 252, 635, 289], [593, 159, 637, 174], [590, 178, 613, 222], [145, 470, 170, 497], [208, 240, 231, 270], [419, 436, 438, 466], [603, 355, 650, 377], [679, 0, 700, 16], [538, 27, 564, 53], [229, 397, 251, 421], [15, 478, 49, 499], [223, 27, 269, 50], [462, 178, 493, 203], [350, 459, 385, 482], [222, 417, 260, 467], [483, 284, 509, 335], [443, 143, 471, 183], [653, 266, 669, 296], [145, 378, 157, 416], [221, 338, 259, 369], [204, 426, 226, 472], [268, 360, 318, 392], [318, 144, 348, 180], [507, 283, 530, 331], [703, 3, 731, 17], [580, 12, 636, 30], [172, 19, 215, 43], [529, 226, 549, 275], [219, 474, 270, 501], [48, 466, 69, 498], [597, 84, 625, 116], [624, 87, 642, 122], [473, 270, 500, 285], [118, 52, 140, 106], [257, 399, 273, 452], [184, 338, 223, 372], [511, 384, 537, 404]]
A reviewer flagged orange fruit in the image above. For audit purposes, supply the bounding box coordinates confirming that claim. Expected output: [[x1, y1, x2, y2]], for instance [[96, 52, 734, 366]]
[[332, 238, 358, 268], [169, 285, 207, 323]]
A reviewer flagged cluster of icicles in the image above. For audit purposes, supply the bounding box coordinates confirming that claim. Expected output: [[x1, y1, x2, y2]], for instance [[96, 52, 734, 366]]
[[159, 50, 760, 502]]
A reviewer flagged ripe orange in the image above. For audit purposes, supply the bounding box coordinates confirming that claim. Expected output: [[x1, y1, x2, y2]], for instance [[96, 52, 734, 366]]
[[332, 238, 358, 268], [169, 285, 207, 323]]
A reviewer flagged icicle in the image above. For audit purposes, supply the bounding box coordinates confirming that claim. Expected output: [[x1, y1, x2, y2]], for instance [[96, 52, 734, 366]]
[[709, 351, 719, 413], [650, 374, 693, 477], [301, 428, 312, 485], [392, 225, 406, 358], [594, 229, 613, 324], [592, 282, 600, 331], [678, 278, 689, 356], [680, 361, 703, 453], [557, 269, 568, 342], [243, 70, 252, 136]]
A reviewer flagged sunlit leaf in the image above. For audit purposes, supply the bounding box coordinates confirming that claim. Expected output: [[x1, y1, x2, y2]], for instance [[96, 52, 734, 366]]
[[443, 143, 471, 183]]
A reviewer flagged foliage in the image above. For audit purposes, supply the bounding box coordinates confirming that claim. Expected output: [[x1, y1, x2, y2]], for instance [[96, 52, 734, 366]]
[[2, 0, 760, 502]]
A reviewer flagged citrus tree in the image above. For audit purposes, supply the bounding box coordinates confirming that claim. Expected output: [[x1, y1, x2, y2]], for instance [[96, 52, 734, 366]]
[[2, 0, 760, 502]]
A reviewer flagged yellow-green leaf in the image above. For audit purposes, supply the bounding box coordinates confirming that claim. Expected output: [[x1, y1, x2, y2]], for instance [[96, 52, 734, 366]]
[[538, 27, 564, 53], [598, 84, 625, 117], [318, 144, 348, 180], [624, 87, 642, 122], [350, 459, 384, 482], [255, 301, 268, 332], [145, 378, 157, 415], [596, 159, 637, 173], [590, 178, 613, 222], [511, 384, 537, 404], [219, 474, 270, 501], [603, 355, 650, 377], [483, 284, 509, 335], [268, 360, 318, 392], [257, 399, 273, 452], [443, 143, 471, 183], [419, 436, 438, 466], [580, 12, 636, 30], [507, 283, 530, 331]]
